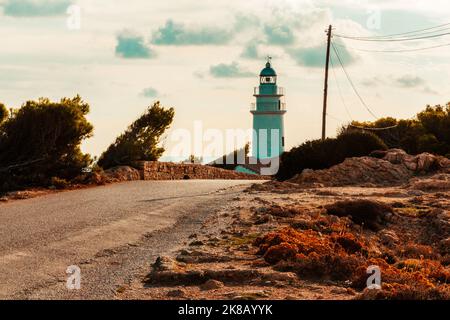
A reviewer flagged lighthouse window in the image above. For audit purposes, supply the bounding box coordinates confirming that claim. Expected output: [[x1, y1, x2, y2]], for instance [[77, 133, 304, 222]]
[[261, 76, 276, 84], [282, 137, 285, 147]]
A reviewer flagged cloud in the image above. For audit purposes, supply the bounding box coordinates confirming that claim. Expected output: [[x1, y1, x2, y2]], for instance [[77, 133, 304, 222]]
[[264, 24, 294, 45], [287, 44, 356, 68], [151, 20, 232, 46], [115, 32, 155, 59], [362, 76, 385, 87], [240, 41, 261, 60], [394, 75, 438, 94], [233, 13, 260, 32], [209, 62, 254, 78], [422, 86, 439, 95], [363, 74, 438, 94], [2, 0, 72, 17], [141, 87, 158, 97], [395, 75, 425, 88]]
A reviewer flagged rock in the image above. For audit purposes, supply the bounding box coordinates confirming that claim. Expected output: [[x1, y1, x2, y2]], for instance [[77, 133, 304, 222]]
[[289, 149, 450, 187], [407, 189, 425, 196], [429, 209, 450, 236], [189, 240, 204, 246], [407, 174, 450, 192], [152, 256, 176, 272], [229, 290, 270, 300], [200, 279, 224, 291], [148, 268, 260, 286], [261, 272, 297, 283], [290, 156, 413, 187], [379, 230, 400, 246], [255, 214, 274, 225], [330, 287, 349, 295], [346, 288, 356, 295], [167, 289, 186, 298]]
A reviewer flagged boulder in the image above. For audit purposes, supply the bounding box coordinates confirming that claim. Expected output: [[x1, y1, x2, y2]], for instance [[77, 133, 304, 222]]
[[200, 279, 224, 290]]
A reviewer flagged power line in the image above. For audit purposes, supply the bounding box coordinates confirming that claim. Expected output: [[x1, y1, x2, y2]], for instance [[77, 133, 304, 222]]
[[334, 22, 450, 40], [329, 54, 353, 121], [329, 51, 398, 131], [331, 42, 378, 119], [334, 31, 450, 42], [333, 41, 450, 53], [326, 112, 347, 123], [348, 124, 398, 131]]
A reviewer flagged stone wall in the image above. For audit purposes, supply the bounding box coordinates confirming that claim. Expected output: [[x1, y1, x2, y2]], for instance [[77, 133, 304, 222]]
[[135, 161, 267, 180]]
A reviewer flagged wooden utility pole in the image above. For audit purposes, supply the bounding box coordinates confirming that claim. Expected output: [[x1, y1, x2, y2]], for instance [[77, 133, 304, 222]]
[[322, 25, 332, 141]]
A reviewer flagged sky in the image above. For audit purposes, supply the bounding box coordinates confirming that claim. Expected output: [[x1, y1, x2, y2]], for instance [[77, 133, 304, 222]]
[[1, 0, 450, 161]]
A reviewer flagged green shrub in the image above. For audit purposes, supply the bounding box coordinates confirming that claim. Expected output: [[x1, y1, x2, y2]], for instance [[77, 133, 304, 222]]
[[98, 101, 174, 169], [276, 131, 387, 180], [0, 96, 93, 192], [0, 103, 8, 124], [50, 177, 70, 189], [341, 102, 450, 156]]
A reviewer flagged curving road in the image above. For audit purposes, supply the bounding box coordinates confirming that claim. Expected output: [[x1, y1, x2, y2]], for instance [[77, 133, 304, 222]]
[[0, 180, 261, 299]]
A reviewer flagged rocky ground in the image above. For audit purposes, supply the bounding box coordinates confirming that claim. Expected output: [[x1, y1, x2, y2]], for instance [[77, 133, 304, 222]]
[[117, 150, 450, 300]]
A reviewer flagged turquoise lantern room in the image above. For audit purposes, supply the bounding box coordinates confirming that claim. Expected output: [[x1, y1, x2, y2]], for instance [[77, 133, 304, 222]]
[[251, 58, 286, 160]]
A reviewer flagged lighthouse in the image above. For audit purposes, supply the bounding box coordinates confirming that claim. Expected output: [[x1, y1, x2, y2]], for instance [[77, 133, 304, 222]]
[[251, 57, 286, 160]]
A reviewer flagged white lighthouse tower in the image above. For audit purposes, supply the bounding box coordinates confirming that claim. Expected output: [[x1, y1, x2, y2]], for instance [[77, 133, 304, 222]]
[[251, 57, 286, 160]]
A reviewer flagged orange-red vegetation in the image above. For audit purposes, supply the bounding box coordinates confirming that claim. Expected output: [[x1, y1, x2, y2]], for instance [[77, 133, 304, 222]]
[[254, 226, 449, 299]]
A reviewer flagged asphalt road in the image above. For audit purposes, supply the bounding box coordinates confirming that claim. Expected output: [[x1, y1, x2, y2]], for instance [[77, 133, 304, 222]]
[[0, 180, 259, 299]]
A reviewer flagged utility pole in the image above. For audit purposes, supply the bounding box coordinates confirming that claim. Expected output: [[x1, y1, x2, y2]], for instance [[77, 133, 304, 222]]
[[322, 25, 332, 141]]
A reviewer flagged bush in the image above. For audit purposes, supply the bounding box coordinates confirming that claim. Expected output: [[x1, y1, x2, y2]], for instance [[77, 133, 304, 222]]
[[0, 96, 93, 192], [50, 177, 70, 189], [0, 103, 8, 124], [341, 102, 450, 156], [325, 199, 394, 231], [276, 131, 387, 180], [98, 101, 174, 169]]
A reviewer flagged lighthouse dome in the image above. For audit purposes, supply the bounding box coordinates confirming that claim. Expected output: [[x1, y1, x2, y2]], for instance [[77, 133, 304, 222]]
[[260, 61, 277, 77]]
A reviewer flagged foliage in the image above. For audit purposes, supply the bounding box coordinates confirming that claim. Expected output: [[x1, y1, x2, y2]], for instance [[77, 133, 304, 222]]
[[341, 102, 450, 157], [254, 220, 449, 299], [276, 131, 387, 180], [0, 103, 8, 124], [0, 96, 93, 191], [98, 101, 174, 169]]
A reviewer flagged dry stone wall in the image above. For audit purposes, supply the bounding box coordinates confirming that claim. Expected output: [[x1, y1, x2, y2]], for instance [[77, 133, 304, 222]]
[[135, 161, 266, 180]]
